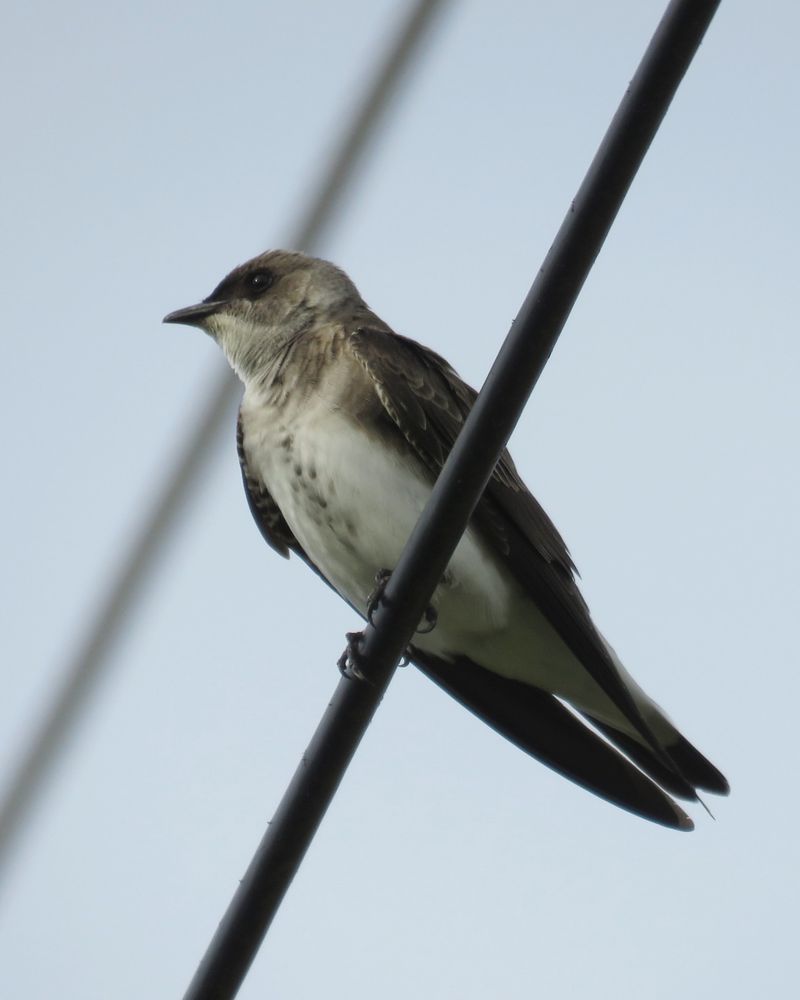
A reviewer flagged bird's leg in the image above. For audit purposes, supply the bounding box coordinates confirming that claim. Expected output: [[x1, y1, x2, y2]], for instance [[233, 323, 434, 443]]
[[366, 568, 438, 634]]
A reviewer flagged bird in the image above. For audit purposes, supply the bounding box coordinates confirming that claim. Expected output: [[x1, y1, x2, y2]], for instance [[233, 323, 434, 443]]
[[164, 249, 728, 830]]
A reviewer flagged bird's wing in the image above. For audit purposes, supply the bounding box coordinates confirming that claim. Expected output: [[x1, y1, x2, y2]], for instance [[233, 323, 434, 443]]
[[237, 413, 296, 558], [412, 649, 692, 829], [237, 413, 334, 590], [348, 326, 696, 800]]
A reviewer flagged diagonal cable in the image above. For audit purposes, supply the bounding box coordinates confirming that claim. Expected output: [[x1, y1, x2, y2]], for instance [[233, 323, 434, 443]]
[[0, 0, 452, 875], [181, 2, 722, 998]]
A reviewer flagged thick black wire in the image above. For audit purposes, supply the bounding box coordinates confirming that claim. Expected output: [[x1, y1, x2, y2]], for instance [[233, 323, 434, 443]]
[[181, 2, 722, 998], [0, 0, 452, 876]]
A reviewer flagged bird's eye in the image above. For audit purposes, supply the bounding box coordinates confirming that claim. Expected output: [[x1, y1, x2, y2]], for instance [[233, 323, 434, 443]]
[[245, 269, 275, 296]]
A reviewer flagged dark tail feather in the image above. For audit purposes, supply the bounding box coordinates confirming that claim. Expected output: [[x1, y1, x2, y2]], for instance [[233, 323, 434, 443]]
[[583, 714, 729, 798], [412, 652, 693, 831]]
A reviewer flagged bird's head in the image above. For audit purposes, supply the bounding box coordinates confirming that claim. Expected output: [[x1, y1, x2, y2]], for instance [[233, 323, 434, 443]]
[[163, 250, 363, 384]]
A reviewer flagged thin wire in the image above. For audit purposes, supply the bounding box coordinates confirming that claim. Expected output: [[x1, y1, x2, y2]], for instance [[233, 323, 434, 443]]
[[0, 0, 452, 875], [181, 2, 722, 997]]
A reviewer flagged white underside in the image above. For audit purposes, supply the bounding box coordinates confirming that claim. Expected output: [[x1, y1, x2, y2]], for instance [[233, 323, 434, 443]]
[[241, 391, 672, 743]]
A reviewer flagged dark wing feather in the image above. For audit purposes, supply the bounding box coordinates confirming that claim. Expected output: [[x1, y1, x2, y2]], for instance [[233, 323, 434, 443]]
[[236, 413, 334, 590], [348, 327, 696, 799], [237, 414, 294, 558], [350, 328, 575, 570], [582, 711, 729, 796], [412, 650, 692, 829]]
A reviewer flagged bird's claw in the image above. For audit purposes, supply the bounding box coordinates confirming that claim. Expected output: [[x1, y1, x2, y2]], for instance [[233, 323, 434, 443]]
[[366, 569, 393, 627], [366, 567, 438, 635], [337, 630, 374, 684], [337, 628, 412, 680], [341, 569, 437, 679]]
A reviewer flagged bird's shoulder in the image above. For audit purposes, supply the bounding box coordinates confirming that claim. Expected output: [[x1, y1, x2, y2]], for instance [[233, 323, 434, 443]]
[[344, 323, 579, 582]]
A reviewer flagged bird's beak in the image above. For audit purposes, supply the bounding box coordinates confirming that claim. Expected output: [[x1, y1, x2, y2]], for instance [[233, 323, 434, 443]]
[[162, 300, 225, 327]]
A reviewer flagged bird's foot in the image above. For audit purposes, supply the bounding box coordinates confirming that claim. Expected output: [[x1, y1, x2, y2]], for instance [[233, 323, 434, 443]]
[[337, 629, 411, 681], [337, 631, 373, 684], [343, 569, 436, 680], [366, 569, 393, 626], [366, 568, 438, 635]]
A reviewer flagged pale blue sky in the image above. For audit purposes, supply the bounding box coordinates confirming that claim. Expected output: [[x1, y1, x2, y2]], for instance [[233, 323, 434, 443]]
[[1, 2, 798, 997]]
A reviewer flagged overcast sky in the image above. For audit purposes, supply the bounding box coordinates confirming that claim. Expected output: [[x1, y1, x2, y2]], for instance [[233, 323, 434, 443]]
[[1, 1, 798, 997]]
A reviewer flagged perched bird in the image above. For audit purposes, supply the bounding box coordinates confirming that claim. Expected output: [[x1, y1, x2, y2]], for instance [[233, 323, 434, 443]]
[[164, 250, 728, 830]]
